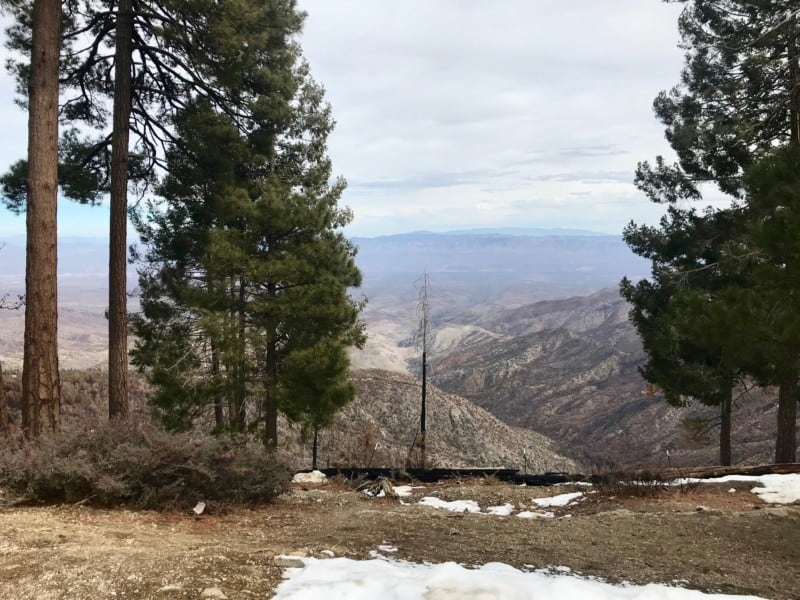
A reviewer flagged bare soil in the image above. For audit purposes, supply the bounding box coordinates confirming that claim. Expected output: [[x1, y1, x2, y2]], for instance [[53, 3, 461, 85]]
[[0, 478, 798, 599]]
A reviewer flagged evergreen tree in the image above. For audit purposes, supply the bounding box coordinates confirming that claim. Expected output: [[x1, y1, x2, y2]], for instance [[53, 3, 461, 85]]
[[622, 207, 747, 465], [130, 102, 254, 431], [1, 0, 305, 419], [131, 62, 365, 446], [629, 0, 800, 462], [16, 0, 61, 439], [734, 144, 800, 462], [636, 1, 800, 204]]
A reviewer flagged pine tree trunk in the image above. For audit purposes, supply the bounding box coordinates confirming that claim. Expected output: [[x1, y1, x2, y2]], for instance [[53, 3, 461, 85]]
[[108, 0, 133, 419], [0, 362, 8, 436], [232, 279, 247, 431], [211, 343, 223, 429], [775, 373, 797, 463], [312, 426, 319, 470], [226, 278, 246, 432], [263, 335, 278, 449], [719, 385, 732, 466], [788, 18, 800, 146], [22, 0, 61, 440], [263, 282, 278, 449], [207, 273, 224, 429]]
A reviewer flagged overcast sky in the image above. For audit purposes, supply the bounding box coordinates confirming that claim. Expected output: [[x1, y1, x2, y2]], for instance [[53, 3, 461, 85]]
[[1, 1, 692, 239]]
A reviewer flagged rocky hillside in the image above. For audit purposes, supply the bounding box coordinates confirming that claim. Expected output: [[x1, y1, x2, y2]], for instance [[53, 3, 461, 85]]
[[0, 367, 576, 473], [431, 288, 786, 469], [287, 368, 577, 473]]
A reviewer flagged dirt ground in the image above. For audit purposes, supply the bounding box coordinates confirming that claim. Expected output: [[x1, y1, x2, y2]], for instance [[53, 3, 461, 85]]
[[0, 478, 798, 600]]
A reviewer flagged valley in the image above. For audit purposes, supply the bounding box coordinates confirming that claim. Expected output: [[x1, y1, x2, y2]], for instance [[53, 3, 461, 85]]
[[0, 230, 789, 470]]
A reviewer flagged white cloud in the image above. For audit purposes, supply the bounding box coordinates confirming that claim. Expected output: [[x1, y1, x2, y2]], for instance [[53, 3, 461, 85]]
[[0, 3, 703, 237], [298, 0, 694, 235]]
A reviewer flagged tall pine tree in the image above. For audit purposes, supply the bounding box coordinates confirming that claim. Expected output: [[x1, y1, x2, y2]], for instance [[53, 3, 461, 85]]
[[132, 62, 365, 446], [628, 0, 800, 462], [622, 206, 747, 465], [13, 0, 62, 439], [735, 145, 800, 462], [1, 0, 305, 419]]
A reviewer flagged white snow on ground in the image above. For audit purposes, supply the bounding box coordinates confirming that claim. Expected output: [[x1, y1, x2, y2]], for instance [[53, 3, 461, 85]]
[[682, 473, 800, 504], [273, 556, 765, 600], [392, 485, 418, 498], [291, 470, 327, 484], [532, 491, 584, 507], [418, 496, 481, 513], [485, 503, 515, 516], [274, 475, 800, 598], [418, 490, 585, 516]]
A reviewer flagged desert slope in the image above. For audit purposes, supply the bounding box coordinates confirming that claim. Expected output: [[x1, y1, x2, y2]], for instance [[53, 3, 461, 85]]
[[289, 368, 578, 473]]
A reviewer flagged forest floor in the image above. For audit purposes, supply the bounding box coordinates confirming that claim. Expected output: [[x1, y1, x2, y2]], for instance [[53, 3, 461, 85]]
[[0, 477, 798, 600]]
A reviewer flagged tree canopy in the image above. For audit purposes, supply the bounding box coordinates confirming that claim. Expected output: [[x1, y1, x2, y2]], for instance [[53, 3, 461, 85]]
[[625, 0, 800, 463]]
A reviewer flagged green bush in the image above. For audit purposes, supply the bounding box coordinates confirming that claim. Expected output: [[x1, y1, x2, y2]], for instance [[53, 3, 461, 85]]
[[0, 420, 291, 510]]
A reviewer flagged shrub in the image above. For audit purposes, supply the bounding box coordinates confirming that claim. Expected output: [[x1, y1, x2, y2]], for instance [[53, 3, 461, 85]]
[[591, 470, 668, 498], [0, 420, 291, 510]]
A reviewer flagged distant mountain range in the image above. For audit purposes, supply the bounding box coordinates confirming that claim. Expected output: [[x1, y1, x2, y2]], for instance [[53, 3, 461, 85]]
[[424, 288, 779, 469], [7, 228, 777, 469]]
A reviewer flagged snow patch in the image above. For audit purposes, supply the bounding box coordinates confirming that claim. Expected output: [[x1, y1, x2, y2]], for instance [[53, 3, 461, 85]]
[[680, 474, 800, 504], [485, 503, 515, 516], [418, 497, 481, 513], [273, 556, 765, 599], [532, 491, 584, 507]]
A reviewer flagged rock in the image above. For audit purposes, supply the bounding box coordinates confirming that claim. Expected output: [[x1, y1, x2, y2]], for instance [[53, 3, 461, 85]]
[[192, 501, 206, 516], [156, 584, 183, 593], [274, 555, 306, 568], [292, 470, 327, 484], [200, 587, 227, 599]]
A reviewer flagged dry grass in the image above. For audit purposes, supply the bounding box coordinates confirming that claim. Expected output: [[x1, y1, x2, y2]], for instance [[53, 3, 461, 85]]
[[0, 477, 796, 599]]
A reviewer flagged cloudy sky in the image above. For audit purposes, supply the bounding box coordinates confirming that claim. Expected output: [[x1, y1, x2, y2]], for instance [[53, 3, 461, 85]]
[[1, 1, 692, 238]]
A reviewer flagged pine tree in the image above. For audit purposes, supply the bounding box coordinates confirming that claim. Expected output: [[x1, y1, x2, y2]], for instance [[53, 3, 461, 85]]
[[636, 1, 800, 204], [735, 144, 800, 463], [130, 102, 255, 431], [1, 0, 305, 419], [18, 0, 61, 439], [629, 0, 800, 462], [131, 62, 365, 446], [622, 206, 747, 465]]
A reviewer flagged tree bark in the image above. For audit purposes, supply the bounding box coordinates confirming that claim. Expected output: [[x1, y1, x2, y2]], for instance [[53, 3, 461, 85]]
[[788, 17, 800, 146], [108, 0, 134, 419], [719, 385, 732, 466], [312, 426, 319, 470], [211, 343, 223, 429], [263, 334, 278, 449], [0, 362, 8, 436], [208, 268, 224, 428], [775, 373, 797, 463], [22, 0, 61, 440], [230, 279, 247, 431], [263, 281, 278, 449]]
